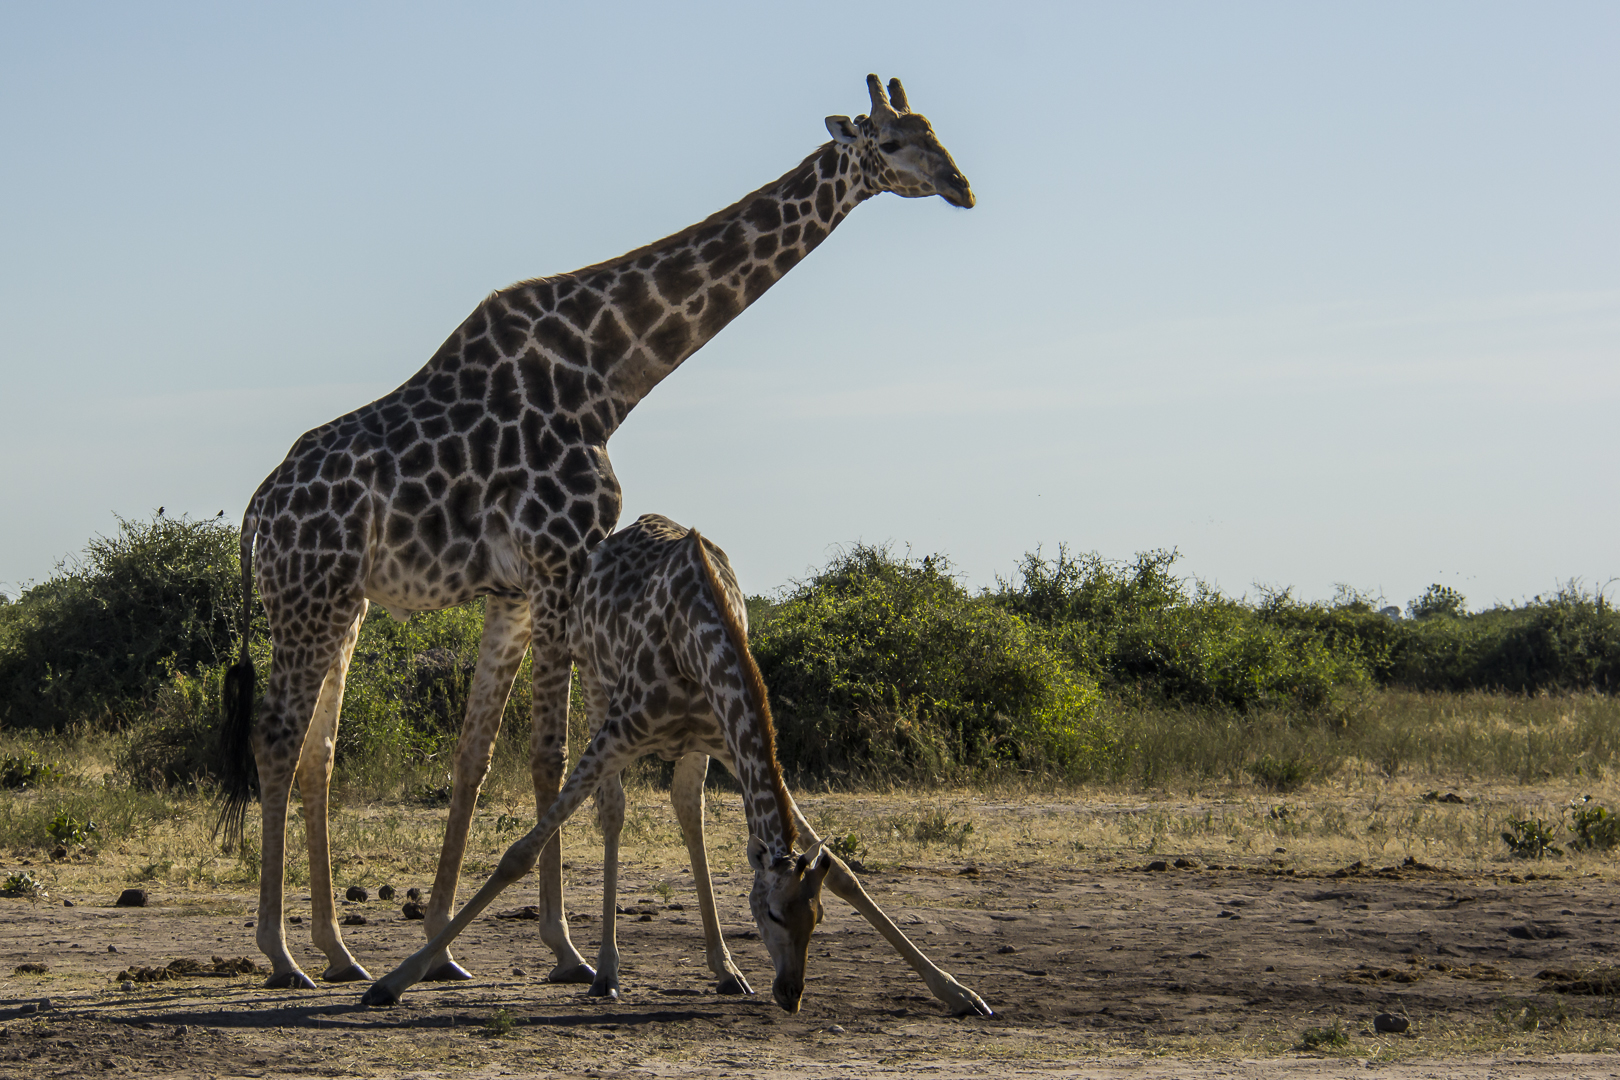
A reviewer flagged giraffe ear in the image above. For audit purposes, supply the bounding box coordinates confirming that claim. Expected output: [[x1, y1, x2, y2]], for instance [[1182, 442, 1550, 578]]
[[747, 834, 770, 872], [825, 115, 859, 145]]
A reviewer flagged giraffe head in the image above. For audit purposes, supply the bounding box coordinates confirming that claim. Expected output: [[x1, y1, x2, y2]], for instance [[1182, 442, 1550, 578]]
[[747, 834, 832, 1012], [825, 74, 974, 209]]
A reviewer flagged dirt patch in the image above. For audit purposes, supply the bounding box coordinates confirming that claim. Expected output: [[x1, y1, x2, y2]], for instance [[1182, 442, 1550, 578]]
[[3, 854, 1620, 1077]]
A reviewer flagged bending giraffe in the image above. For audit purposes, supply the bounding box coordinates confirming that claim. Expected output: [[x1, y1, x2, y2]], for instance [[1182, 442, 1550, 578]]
[[218, 75, 973, 990], [362, 515, 991, 1016]]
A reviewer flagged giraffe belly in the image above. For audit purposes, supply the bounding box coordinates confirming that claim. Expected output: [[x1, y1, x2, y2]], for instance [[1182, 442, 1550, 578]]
[[362, 529, 529, 617]]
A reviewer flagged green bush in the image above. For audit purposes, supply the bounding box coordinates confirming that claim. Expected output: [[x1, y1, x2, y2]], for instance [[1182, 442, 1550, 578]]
[[0, 514, 242, 731], [997, 547, 1368, 712], [1383, 586, 1620, 693], [751, 545, 1114, 781]]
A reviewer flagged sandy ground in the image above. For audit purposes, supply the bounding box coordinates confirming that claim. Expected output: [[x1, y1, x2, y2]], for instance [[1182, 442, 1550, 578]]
[[4, 843, 1620, 1079]]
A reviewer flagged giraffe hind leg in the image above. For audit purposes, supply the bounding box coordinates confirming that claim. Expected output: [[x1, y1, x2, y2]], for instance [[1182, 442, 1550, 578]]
[[296, 608, 371, 983], [253, 604, 365, 989], [588, 773, 625, 999]]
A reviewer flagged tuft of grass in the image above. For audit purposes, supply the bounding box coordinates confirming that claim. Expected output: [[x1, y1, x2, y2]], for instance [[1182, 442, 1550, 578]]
[[826, 831, 867, 862], [906, 809, 976, 850], [1248, 753, 1319, 793], [482, 1007, 516, 1037], [1496, 997, 1570, 1033], [1296, 1020, 1349, 1051]]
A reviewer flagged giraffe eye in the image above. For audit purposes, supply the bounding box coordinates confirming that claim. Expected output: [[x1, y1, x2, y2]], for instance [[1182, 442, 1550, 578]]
[[879, 141, 901, 154], [766, 909, 787, 927]]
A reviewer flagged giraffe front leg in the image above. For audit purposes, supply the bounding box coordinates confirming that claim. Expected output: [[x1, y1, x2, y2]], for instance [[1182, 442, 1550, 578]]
[[671, 752, 751, 995], [793, 805, 991, 1017], [364, 816, 552, 1005], [589, 774, 624, 999], [363, 727, 635, 1006], [299, 614, 371, 983], [529, 609, 592, 984], [419, 596, 531, 981]]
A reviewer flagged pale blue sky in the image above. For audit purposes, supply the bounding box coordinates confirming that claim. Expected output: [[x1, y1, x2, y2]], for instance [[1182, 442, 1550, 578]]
[[2, 3, 1616, 609]]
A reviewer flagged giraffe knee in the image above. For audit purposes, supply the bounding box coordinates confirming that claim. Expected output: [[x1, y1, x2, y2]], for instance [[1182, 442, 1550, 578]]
[[496, 840, 542, 883]]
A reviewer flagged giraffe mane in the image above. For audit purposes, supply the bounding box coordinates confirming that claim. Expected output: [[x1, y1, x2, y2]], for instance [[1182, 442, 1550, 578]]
[[687, 528, 796, 852]]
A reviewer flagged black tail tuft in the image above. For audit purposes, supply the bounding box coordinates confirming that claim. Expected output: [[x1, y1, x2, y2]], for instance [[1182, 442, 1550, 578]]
[[215, 514, 261, 854], [215, 656, 259, 852]]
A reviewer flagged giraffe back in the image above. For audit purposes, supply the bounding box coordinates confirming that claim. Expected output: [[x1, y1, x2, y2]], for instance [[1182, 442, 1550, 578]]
[[568, 514, 794, 851]]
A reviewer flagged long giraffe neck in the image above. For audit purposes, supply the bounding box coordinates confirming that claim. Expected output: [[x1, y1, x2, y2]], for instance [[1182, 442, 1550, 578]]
[[416, 139, 875, 446], [689, 529, 798, 857]]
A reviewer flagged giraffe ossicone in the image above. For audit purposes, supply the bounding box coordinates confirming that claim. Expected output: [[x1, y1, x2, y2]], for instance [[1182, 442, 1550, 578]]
[[361, 515, 991, 1017], [215, 74, 973, 992]]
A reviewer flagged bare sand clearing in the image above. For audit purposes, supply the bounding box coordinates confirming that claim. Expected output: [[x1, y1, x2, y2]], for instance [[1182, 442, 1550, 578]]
[[5, 832, 1620, 1078]]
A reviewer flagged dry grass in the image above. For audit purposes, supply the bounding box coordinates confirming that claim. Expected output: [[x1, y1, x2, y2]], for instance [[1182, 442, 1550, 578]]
[[6, 688, 1620, 1068], [5, 689, 1620, 903]]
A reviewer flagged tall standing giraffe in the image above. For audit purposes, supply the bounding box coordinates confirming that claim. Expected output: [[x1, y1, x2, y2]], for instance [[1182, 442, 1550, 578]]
[[219, 75, 974, 989], [362, 514, 990, 1016]]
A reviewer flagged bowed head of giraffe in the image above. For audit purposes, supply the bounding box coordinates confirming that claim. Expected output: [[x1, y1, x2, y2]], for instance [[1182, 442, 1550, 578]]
[[747, 834, 832, 1013]]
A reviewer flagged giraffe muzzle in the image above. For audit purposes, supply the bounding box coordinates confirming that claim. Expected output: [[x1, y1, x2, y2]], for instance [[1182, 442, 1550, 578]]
[[772, 973, 805, 1013]]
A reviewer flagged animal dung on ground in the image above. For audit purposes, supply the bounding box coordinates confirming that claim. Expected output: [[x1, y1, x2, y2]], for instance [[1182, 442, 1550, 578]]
[[378, 884, 396, 901], [405, 887, 422, 902], [13, 962, 48, 975], [341, 913, 368, 926], [345, 885, 369, 902], [1373, 1013, 1411, 1033], [401, 901, 426, 920], [115, 888, 148, 907], [114, 957, 264, 983]]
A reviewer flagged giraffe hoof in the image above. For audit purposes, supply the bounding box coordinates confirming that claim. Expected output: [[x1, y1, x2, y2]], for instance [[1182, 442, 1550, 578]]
[[321, 962, 374, 983], [546, 962, 596, 985], [588, 974, 620, 998], [422, 960, 474, 982], [716, 973, 753, 995], [360, 982, 400, 1007], [264, 970, 317, 990]]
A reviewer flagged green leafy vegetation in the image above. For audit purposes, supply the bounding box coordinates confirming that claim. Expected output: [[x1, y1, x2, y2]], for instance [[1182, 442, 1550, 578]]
[[0, 514, 243, 731], [752, 544, 1113, 781], [1296, 1021, 1350, 1051], [46, 810, 99, 847], [0, 751, 65, 789], [482, 1008, 516, 1037], [0, 870, 48, 898], [1568, 796, 1620, 851], [1501, 815, 1565, 859], [3, 516, 1620, 796]]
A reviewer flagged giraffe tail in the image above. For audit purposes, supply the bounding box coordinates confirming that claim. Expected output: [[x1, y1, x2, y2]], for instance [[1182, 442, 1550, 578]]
[[215, 510, 260, 852]]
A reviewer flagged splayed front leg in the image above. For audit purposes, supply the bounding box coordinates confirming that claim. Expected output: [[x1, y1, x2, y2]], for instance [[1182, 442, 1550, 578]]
[[363, 725, 631, 1006], [787, 801, 989, 1016], [362, 834, 543, 1006]]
